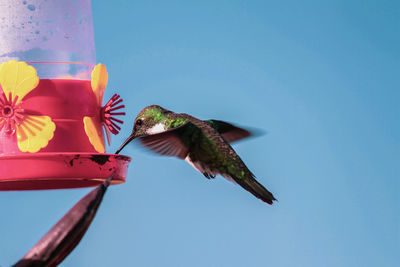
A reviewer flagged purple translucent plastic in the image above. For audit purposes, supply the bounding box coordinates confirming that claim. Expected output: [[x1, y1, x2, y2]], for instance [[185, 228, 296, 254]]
[[0, 0, 96, 79]]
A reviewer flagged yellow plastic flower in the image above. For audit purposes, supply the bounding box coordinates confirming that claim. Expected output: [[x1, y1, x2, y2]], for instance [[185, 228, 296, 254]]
[[84, 63, 125, 153], [0, 60, 56, 153]]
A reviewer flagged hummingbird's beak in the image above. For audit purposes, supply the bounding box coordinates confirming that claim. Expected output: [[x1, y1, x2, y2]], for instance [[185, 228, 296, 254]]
[[115, 134, 136, 154]]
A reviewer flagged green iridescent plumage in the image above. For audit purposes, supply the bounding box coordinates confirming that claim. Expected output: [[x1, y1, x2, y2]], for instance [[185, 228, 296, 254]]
[[116, 105, 276, 204]]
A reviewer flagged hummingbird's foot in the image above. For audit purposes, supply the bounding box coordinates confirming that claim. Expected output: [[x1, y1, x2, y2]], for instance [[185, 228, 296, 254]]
[[203, 173, 216, 179]]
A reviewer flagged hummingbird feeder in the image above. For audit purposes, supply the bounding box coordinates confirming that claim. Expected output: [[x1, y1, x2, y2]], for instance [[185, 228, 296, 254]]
[[0, 0, 131, 190]]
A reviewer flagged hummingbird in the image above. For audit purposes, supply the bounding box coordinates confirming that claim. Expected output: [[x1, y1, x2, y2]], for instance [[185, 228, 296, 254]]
[[116, 105, 276, 205]]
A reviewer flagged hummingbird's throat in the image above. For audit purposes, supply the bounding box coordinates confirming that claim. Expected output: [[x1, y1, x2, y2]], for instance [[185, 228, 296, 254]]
[[146, 122, 166, 135]]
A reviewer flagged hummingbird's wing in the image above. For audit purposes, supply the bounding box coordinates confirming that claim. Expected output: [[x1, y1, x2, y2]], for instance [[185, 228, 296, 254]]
[[206, 120, 256, 143], [138, 125, 191, 159]]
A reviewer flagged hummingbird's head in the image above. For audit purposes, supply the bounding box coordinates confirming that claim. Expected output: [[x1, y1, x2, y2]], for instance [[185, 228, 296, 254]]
[[115, 105, 171, 154], [132, 105, 172, 138]]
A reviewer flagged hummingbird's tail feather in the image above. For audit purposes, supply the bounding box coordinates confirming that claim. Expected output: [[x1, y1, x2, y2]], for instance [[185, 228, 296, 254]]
[[228, 174, 277, 205]]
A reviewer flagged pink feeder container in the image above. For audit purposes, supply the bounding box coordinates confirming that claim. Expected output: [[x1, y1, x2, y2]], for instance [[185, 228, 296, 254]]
[[0, 0, 131, 190]]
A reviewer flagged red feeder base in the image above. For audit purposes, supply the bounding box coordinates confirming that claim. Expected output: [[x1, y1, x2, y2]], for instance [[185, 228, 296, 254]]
[[0, 153, 131, 190]]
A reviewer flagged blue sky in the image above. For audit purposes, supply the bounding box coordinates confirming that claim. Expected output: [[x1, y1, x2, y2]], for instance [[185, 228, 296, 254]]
[[1, 1, 399, 266]]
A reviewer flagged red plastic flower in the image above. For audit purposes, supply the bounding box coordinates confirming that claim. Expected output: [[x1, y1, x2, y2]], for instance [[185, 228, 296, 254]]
[[0, 61, 55, 153], [0, 92, 24, 135], [84, 64, 125, 153]]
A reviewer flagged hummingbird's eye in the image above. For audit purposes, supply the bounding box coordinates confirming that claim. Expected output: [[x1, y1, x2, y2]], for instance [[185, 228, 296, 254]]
[[136, 119, 143, 126]]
